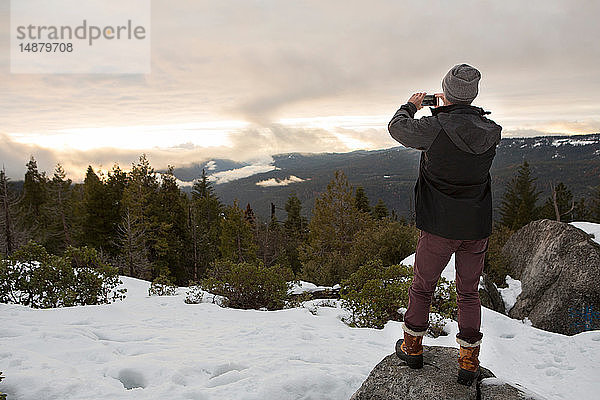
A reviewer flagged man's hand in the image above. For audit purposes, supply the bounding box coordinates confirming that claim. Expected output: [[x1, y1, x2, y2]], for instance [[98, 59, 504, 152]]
[[434, 93, 448, 108], [408, 92, 426, 110]]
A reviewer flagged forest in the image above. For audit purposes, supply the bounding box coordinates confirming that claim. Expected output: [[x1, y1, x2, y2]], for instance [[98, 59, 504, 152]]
[[1, 154, 599, 290]]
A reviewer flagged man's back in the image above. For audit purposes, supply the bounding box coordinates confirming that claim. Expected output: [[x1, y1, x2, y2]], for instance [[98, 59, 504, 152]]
[[387, 65, 502, 240], [411, 104, 501, 240]]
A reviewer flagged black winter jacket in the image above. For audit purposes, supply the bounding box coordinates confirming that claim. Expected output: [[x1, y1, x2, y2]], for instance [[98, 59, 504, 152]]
[[388, 102, 502, 240]]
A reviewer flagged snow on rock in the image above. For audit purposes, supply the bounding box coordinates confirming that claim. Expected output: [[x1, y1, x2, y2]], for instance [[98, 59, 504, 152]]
[[497, 276, 522, 313], [2, 271, 600, 399], [288, 281, 335, 295], [569, 221, 600, 245]]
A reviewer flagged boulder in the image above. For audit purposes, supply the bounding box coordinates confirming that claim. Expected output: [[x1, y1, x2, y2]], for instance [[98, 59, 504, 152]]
[[350, 346, 540, 400], [479, 273, 506, 314], [501, 219, 600, 335]]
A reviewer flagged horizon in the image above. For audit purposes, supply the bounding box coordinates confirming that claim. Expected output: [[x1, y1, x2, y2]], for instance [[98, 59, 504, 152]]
[[4, 131, 599, 184], [1, 1, 599, 181]]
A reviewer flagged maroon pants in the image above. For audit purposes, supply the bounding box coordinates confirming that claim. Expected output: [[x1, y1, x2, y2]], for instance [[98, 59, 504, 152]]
[[404, 229, 489, 344]]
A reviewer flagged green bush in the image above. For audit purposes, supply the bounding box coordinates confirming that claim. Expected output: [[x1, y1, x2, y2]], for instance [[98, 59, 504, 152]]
[[0, 242, 126, 308], [340, 259, 412, 329], [200, 260, 293, 310], [348, 221, 419, 270], [148, 273, 177, 296], [340, 259, 457, 336]]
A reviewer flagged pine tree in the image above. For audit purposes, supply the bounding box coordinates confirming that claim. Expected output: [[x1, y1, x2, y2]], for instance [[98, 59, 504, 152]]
[[539, 182, 574, 222], [498, 160, 542, 230], [18, 156, 49, 243], [284, 194, 308, 239], [190, 168, 222, 279], [0, 167, 25, 255], [116, 207, 151, 278], [256, 217, 285, 268], [244, 203, 257, 227], [121, 154, 160, 277], [105, 164, 127, 252], [572, 197, 592, 221], [45, 164, 74, 253], [371, 199, 389, 220], [81, 166, 114, 253], [153, 166, 191, 283], [219, 199, 257, 264], [355, 186, 371, 214], [282, 193, 308, 275], [301, 170, 371, 285]]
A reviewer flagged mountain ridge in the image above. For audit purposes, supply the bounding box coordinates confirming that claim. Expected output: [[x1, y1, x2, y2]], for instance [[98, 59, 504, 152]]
[[173, 133, 600, 221]]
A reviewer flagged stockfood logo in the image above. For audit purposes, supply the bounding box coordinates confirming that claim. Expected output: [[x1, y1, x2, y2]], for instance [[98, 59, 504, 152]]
[[11, 0, 151, 73]]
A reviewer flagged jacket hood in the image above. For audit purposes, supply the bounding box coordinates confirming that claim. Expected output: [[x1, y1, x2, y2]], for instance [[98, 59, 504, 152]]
[[432, 104, 502, 154]]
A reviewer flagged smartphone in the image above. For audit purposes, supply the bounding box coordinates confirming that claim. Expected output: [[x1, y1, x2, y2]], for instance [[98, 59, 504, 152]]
[[422, 94, 437, 107]]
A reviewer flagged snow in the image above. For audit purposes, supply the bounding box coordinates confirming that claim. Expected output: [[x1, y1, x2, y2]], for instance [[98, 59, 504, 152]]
[[497, 276, 522, 313], [551, 138, 599, 147], [3, 226, 600, 399], [570, 221, 600, 245], [288, 281, 336, 295]]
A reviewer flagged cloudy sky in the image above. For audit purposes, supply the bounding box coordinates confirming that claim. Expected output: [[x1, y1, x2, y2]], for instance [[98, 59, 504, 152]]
[[1, 0, 599, 180]]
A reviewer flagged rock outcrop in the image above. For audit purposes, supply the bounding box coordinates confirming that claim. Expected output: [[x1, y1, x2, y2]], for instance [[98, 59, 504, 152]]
[[479, 273, 506, 314], [501, 219, 600, 335], [350, 346, 541, 400]]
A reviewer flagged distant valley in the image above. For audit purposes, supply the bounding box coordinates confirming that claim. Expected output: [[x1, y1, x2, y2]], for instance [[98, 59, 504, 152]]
[[173, 133, 600, 222]]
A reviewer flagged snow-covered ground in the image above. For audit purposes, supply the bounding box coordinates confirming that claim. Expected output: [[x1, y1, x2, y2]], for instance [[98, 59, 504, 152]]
[[2, 223, 600, 400]]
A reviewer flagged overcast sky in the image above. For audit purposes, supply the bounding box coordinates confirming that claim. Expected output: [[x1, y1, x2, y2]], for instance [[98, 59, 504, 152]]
[[1, 0, 599, 180]]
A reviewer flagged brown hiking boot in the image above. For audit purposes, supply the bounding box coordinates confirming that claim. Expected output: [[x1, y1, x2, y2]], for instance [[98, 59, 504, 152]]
[[457, 340, 481, 386], [395, 323, 425, 369]]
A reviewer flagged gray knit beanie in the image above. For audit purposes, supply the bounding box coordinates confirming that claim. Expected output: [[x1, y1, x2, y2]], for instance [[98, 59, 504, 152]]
[[442, 64, 481, 105]]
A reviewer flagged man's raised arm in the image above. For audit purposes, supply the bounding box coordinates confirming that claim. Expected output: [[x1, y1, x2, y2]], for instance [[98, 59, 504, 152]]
[[388, 93, 441, 151]]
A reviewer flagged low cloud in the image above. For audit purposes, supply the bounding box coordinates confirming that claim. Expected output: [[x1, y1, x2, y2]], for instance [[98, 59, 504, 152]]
[[210, 163, 278, 185], [256, 175, 308, 187]]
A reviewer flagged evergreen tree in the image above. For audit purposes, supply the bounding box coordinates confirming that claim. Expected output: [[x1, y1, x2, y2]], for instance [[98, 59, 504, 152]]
[[255, 217, 285, 268], [121, 154, 160, 277], [300, 170, 372, 285], [498, 160, 542, 230], [81, 166, 114, 253], [244, 203, 257, 227], [45, 164, 74, 253], [0, 167, 25, 255], [572, 197, 592, 221], [153, 166, 191, 283], [190, 168, 222, 279], [354, 186, 371, 214], [371, 199, 389, 220], [539, 182, 574, 222], [116, 207, 151, 279], [219, 199, 257, 264], [284, 193, 308, 240], [105, 164, 127, 248], [283, 193, 308, 275], [18, 156, 49, 243]]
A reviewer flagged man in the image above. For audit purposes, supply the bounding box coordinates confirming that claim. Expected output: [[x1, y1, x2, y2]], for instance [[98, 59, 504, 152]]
[[387, 64, 502, 386]]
